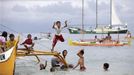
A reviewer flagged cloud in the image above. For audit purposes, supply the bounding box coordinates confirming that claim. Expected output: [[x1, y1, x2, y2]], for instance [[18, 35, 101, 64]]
[[12, 5, 28, 12], [33, 2, 81, 15], [0, 0, 134, 33]]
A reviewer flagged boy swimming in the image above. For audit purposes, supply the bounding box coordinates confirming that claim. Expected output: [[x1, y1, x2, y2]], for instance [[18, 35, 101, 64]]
[[73, 49, 86, 71], [50, 50, 73, 72], [51, 20, 67, 52], [61, 50, 74, 69], [62, 50, 68, 59], [40, 61, 47, 70], [103, 63, 109, 71]]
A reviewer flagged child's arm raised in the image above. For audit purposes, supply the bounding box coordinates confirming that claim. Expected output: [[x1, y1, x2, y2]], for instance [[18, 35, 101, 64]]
[[52, 22, 56, 29], [62, 20, 68, 29], [64, 20, 67, 27], [77, 49, 84, 58]]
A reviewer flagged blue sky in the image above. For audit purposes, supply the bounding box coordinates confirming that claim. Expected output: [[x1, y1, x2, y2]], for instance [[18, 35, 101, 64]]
[[0, 0, 134, 33]]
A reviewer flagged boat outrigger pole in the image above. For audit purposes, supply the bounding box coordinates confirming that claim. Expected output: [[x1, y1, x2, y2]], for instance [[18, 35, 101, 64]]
[[17, 50, 68, 67]]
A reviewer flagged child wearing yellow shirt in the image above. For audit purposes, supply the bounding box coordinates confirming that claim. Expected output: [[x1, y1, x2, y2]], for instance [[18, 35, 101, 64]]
[[6, 34, 16, 49]]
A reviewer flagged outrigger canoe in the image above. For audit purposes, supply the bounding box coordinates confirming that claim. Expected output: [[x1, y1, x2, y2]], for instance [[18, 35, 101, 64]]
[[68, 39, 131, 46], [0, 36, 68, 75], [0, 37, 19, 75], [0, 49, 67, 75], [17, 49, 68, 67], [125, 36, 134, 40]]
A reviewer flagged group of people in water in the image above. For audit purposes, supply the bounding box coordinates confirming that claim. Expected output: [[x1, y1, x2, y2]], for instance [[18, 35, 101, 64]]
[[36, 20, 109, 72], [40, 49, 109, 72], [1, 20, 121, 72], [39, 21, 87, 71]]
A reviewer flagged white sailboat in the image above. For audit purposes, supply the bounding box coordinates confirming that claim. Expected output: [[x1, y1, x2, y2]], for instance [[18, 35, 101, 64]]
[[93, 0, 127, 34], [68, 0, 130, 47], [68, 0, 128, 34]]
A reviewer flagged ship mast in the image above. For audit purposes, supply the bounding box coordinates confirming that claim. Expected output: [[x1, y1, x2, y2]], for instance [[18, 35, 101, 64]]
[[82, 0, 84, 30], [96, 0, 98, 28], [110, 0, 112, 26]]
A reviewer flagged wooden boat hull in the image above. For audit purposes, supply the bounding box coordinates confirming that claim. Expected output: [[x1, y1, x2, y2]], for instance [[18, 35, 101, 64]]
[[68, 39, 129, 46], [0, 36, 19, 75], [125, 37, 134, 40], [0, 47, 16, 75], [68, 27, 128, 34]]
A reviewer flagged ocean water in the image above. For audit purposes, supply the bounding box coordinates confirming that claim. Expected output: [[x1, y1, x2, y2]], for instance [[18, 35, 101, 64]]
[[15, 33, 134, 75]]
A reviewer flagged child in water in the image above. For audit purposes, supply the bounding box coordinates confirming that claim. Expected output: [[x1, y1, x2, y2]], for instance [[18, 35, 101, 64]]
[[50, 50, 73, 72], [40, 61, 47, 70], [61, 50, 74, 69], [103, 63, 109, 71], [73, 49, 86, 71], [62, 50, 68, 59], [51, 20, 67, 52]]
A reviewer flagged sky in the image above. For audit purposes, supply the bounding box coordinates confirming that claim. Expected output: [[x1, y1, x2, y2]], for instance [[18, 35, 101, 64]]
[[0, 0, 134, 33]]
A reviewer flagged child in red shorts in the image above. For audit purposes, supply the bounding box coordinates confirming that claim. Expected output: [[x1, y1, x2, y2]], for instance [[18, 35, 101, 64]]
[[51, 20, 67, 52]]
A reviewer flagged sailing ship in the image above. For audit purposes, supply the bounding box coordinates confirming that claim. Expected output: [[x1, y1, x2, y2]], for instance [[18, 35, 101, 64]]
[[68, 0, 128, 34], [68, 0, 131, 46]]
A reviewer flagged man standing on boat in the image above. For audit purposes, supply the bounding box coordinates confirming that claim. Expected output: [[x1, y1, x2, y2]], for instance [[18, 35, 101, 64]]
[[51, 20, 67, 52]]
